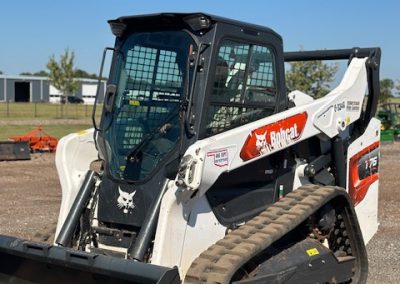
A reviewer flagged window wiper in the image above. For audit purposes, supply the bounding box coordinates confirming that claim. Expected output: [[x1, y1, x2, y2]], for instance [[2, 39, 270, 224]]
[[125, 105, 180, 163], [126, 132, 154, 163]]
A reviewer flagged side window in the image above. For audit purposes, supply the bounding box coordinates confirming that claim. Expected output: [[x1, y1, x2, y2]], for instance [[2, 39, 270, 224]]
[[206, 40, 277, 137]]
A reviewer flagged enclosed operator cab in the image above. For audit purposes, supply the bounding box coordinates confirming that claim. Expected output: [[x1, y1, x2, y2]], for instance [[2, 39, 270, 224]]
[[94, 13, 287, 253]]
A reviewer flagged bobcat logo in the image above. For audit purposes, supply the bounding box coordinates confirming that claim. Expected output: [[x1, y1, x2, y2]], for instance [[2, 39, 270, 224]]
[[255, 131, 271, 154], [117, 187, 136, 214]]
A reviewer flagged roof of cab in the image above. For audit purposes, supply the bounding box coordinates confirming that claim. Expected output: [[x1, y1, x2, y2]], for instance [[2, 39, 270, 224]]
[[108, 12, 281, 40]]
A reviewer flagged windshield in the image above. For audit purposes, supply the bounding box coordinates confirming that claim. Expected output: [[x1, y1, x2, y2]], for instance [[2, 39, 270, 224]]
[[103, 31, 195, 181]]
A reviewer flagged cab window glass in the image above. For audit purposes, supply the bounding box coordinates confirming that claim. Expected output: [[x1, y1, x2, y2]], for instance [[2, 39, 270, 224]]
[[206, 40, 277, 136]]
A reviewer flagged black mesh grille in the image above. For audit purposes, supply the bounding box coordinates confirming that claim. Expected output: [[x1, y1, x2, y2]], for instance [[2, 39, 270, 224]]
[[206, 40, 277, 137], [115, 46, 183, 154], [103, 31, 193, 181]]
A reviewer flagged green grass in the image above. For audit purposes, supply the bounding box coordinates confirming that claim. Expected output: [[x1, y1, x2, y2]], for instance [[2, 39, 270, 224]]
[[388, 97, 400, 104], [0, 103, 100, 140], [0, 124, 93, 140]]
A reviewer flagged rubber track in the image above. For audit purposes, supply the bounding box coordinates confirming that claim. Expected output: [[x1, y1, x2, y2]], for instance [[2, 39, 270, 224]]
[[184, 184, 344, 284]]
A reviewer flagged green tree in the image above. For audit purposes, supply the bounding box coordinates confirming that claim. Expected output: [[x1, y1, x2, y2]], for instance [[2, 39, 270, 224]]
[[379, 79, 394, 103], [20, 70, 49, 77], [75, 68, 106, 80], [396, 80, 400, 97], [286, 60, 338, 98], [75, 68, 96, 79], [20, 72, 33, 76], [47, 49, 79, 100], [0, 70, 3, 75], [33, 70, 49, 77]]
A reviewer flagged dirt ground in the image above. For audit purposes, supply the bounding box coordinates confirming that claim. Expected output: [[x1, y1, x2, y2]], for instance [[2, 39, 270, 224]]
[[0, 143, 399, 283]]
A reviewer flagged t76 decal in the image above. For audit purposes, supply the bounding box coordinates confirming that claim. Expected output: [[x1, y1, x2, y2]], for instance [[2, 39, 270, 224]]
[[348, 141, 380, 206], [240, 112, 308, 161]]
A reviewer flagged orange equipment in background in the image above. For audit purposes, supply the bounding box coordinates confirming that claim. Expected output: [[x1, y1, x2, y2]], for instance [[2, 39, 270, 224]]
[[8, 125, 58, 152]]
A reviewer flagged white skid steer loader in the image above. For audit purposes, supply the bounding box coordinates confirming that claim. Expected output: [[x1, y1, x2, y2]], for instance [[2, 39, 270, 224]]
[[0, 13, 381, 284]]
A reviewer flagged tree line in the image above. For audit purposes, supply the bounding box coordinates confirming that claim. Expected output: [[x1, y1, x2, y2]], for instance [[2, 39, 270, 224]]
[[285, 59, 399, 103], [19, 69, 99, 80], [1, 49, 399, 103]]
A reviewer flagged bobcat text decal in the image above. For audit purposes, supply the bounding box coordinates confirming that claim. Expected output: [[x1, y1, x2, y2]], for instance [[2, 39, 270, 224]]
[[240, 112, 308, 161]]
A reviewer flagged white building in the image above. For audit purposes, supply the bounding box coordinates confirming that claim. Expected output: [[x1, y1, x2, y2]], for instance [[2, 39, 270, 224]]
[[0, 75, 106, 104]]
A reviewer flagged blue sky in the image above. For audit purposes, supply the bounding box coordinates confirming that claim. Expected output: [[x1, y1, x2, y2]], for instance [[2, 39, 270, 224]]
[[0, 0, 398, 82]]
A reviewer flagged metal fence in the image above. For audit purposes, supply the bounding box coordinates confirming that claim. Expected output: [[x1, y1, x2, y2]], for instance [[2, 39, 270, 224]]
[[0, 102, 101, 119]]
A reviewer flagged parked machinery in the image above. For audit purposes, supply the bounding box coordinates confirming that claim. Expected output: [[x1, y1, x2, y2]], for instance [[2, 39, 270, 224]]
[[0, 13, 381, 284]]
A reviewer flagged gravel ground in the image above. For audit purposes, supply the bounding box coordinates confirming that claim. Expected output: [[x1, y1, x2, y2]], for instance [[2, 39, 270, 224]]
[[0, 143, 399, 283], [366, 143, 400, 283], [0, 153, 60, 237]]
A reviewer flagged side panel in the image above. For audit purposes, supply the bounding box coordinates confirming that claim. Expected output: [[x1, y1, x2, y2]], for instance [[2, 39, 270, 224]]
[[0, 78, 5, 100], [82, 83, 97, 104], [347, 118, 380, 244], [152, 182, 226, 278], [178, 196, 226, 277], [152, 181, 189, 269], [55, 128, 98, 239], [31, 80, 41, 102]]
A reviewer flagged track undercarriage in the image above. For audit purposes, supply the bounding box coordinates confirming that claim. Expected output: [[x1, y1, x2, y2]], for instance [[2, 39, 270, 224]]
[[185, 185, 367, 284]]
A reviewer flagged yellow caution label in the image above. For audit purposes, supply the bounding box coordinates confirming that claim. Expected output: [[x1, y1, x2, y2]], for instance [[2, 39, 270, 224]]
[[76, 129, 89, 135], [129, 100, 140, 106], [306, 248, 319, 256]]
